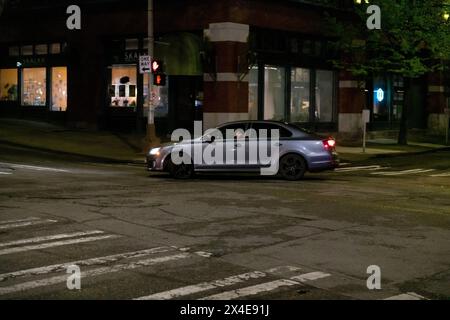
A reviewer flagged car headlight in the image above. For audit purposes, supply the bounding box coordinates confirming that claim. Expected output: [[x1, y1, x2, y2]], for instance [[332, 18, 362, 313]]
[[149, 147, 161, 156]]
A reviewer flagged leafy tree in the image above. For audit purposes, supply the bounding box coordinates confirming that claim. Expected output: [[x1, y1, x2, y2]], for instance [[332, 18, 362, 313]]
[[328, 0, 450, 144]]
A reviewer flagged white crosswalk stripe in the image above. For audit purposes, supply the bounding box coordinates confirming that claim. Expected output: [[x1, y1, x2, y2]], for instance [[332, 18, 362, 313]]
[[335, 165, 389, 172], [0, 249, 210, 296], [430, 172, 450, 177], [371, 169, 435, 176], [0, 172, 12, 175], [0, 246, 179, 282], [0, 230, 104, 248], [200, 271, 331, 300], [135, 266, 302, 300], [384, 292, 426, 300], [0, 162, 69, 173], [0, 230, 120, 256], [0, 217, 42, 225], [0, 218, 58, 231]]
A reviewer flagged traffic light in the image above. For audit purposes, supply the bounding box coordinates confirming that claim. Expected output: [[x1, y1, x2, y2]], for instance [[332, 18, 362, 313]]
[[151, 59, 163, 73], [153, 73, 166, 86]]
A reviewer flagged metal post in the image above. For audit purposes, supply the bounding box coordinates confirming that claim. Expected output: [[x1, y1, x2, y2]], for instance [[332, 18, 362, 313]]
[[363, 122, 366, 153], [145, 0, 160, 150]]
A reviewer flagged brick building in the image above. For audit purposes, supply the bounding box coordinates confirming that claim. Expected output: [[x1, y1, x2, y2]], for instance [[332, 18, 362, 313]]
[[0, 0, 448, 139]]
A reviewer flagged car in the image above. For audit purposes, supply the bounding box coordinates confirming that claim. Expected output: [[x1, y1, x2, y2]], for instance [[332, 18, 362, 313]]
[[146, 120, 339, 181]]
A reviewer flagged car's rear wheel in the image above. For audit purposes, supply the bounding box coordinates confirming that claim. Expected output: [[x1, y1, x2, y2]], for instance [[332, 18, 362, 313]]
[[168, 159, 194, 179], [279, 154, 307, 181]]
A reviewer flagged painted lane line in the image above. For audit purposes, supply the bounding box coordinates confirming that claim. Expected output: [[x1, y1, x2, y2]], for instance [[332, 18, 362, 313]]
[[0, 252, 196, 296], [0, 162, 69, 173], [0, 217, 41, 225], [134, 266, 301, 300], [0, 219, 58, 231], [0, 234, 120, 256], [384, 292, 426, 300], [0, 230, 104, 248], [0, 172, 12, 175], [0, 246, 177, 282], [200, 271, 331, 300], [371, 169, 435, 176]]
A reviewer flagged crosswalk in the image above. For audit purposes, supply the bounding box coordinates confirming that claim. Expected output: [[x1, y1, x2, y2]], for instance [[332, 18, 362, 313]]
[[0, 216, 428, 300], [336, 165, 449, 177]]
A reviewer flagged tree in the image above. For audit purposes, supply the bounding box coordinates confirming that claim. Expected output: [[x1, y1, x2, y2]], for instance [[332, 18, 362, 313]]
[[328, 0, 450, 144]]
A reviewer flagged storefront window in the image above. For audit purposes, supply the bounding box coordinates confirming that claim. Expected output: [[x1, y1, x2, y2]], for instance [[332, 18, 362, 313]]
[[248, 66, 258, 120], [264, 65, 285, 121], [51, 67, 67, 111], [0, 69, 18, 101], [315, 70, 333, 122], [110, 65, 137, 107], [22, 68, 46, 106], [290, 68, 310, 122]]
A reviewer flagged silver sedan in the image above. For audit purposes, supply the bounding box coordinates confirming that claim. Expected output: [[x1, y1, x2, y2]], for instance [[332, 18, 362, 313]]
[[146, 121, 339, 180]]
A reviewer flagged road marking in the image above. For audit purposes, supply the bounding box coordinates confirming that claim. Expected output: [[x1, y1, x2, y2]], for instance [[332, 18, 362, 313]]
[[0, 219, 58, 231], [0, 252, 199, 296], [0, 234, 119, 256], [0, 172, 12, 175], [0, 217, 41, 225], [136, 271, 268, 300], [200, 271, 331, 300], [0, 230, 104, 248], [0, 162, 69, 173], [134, 266, 302, 300], [0, 246, 178, 282], [335, 165, 389, 172], [384, 292, 426, 300], [430, 172, 450, 177], [371, 169, 435, 176]]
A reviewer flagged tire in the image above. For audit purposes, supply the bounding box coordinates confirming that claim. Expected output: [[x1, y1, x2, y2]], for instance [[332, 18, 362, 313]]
[[168, 158, 194, 179], [278, 154, 307, 181]]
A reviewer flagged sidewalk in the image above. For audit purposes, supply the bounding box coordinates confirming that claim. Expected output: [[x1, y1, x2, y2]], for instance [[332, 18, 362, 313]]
[[337, 139, 449, 162], [0, 118, 448, 164], [0, 119, 146, 163]]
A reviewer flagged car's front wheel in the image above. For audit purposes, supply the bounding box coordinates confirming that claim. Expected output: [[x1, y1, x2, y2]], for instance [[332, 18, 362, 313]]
[[278, 154, 307, 181], [168, 160, 194, 179]]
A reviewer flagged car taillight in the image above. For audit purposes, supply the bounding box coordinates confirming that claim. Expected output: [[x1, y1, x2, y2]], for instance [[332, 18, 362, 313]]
[[323, 139, 336, 151]]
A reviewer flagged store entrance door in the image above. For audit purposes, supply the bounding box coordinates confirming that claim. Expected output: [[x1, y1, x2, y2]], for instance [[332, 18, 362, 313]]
[[168, 76, 203, 134]]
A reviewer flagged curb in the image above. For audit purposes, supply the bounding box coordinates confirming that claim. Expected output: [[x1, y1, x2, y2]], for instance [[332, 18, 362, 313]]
[[339, 146, 450, 163], [0, 139, 146, 165]]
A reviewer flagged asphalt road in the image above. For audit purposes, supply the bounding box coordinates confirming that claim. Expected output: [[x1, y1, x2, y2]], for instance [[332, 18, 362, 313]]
[[0, 143, 449, 300]]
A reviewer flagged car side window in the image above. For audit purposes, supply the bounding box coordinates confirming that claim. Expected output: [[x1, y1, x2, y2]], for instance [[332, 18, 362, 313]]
[[217, 124, 249, 140], [250, 123, 293, 139]]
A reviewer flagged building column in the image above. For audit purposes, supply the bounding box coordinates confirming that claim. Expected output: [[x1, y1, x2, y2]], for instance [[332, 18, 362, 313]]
[[337, 71, 366, 140], [426, 71, 448, 135], [203, 22, 250, 129]]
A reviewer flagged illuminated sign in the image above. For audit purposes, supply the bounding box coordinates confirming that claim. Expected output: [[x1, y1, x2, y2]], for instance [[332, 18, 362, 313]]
[[375, 88, 384, 102]]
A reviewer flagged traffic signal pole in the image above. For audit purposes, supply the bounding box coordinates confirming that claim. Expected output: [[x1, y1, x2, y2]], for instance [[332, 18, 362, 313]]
[[145, 0, 160, 151]]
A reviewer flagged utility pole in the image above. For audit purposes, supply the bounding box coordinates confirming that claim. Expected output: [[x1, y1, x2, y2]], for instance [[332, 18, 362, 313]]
[[145, 0, 160, 151]]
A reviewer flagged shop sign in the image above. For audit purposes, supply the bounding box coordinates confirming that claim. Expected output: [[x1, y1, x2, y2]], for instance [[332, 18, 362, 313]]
[[20, 57, 46, 67], [124, 50, 140, 63]]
